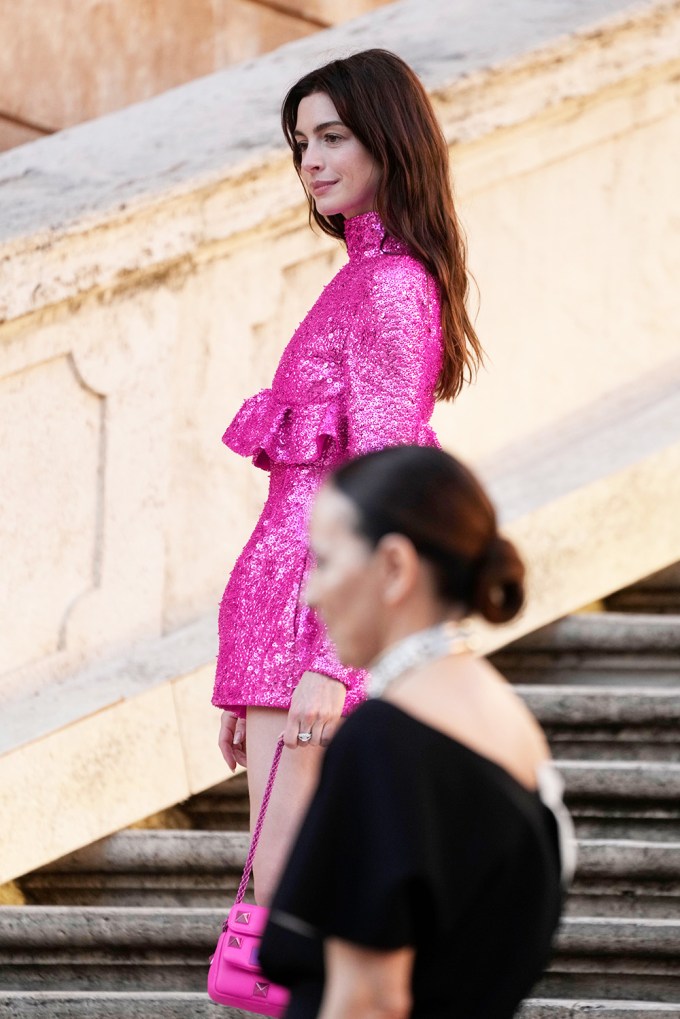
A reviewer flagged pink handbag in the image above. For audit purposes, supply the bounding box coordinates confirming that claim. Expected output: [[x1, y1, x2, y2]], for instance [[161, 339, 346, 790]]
[[208, 736, 291, 1017]]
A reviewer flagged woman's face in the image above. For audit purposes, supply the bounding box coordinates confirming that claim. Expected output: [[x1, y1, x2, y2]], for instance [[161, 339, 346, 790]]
[[294, 92, 380, 220], [305, 485, 386, 669]]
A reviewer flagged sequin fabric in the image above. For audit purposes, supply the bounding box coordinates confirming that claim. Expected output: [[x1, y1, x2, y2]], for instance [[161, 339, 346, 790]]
[[213, 211, 443, 716]]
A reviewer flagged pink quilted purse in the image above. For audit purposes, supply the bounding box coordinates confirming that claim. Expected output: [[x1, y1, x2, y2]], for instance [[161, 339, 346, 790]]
[[208, 736, 290, 1017]]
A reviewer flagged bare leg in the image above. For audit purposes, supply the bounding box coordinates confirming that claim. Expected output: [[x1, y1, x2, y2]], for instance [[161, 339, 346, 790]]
[[246, 706, 325, 906]]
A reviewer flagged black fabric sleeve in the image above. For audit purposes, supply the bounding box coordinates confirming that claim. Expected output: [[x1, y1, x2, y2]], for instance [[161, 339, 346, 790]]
[[269, 703, 426, 949]]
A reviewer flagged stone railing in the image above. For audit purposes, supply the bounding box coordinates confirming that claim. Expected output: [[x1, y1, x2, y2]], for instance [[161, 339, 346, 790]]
[[1, 0, 679, 883]]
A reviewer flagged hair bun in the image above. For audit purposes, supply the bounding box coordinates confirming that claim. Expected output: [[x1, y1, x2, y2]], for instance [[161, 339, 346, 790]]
[[471, 535, 525, 624]]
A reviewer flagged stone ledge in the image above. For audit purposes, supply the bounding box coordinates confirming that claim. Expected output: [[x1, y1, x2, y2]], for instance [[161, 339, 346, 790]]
[[478, 365, 680, 529], [1, 0, 678, 322], [0, 663, 232, 887], [0, 615, 217, 756]]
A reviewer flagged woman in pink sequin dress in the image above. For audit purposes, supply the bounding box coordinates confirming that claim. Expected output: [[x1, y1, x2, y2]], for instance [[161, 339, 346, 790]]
[[213, 50, 482, 904]]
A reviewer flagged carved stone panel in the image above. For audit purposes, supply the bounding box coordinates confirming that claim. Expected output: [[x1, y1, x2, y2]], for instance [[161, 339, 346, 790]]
[[0, 355, 100, 674]]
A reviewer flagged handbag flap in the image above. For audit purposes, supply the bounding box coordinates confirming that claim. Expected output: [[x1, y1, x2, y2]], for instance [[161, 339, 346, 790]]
[[227, 903, 270, 938]]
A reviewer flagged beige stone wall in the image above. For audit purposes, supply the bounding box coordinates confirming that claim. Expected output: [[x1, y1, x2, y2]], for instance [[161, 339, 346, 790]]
[[2, 0, 680, 879], [0, 0, 393, 151], [436, 67, 680, 461]]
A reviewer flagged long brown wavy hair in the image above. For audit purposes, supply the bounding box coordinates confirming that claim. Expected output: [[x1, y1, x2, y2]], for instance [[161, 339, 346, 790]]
[[281, 49, 482, 401]]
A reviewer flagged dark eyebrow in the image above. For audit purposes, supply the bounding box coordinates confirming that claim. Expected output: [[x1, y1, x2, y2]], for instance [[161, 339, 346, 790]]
[[293, 120, 345, 139]]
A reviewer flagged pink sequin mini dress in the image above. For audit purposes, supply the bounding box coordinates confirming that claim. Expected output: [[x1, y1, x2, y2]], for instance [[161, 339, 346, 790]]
[[213, 211, 443, 716]]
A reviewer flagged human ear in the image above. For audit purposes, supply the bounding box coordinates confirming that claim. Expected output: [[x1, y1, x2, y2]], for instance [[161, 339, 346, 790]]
[[377, 534, 420, 606]]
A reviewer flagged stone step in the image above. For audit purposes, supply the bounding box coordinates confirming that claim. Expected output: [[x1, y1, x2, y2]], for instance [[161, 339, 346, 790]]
[[1, 908, 678, 997], [605, 564, 680, 615], [571, 809, 680, 844], [518, 687, 680, 726], [181, 684, 680, 832], [520, 1002, 680, 1018], [559, 761, 680, 801], [516, 663, 679, 689], [538, 918, 680, 1003], [566, 840, 680, 919], [606, 592, 680, 615], [1, 992, 678, 1019], [0, 992, 227, 1018], [18, 751, 680, 907], [501, 613, 680, 654], [576, 840, 680, 880], [178, 779, 252, 833], [18, 832, 680, 918], [186, 760, 680, 840], [562, 761, 680, 842], [179, 773, 249, 833], [492, 613, 680, 687], [183, 753, 680, 837], [19, 832, 251, 907], [517, 686, 680, 761], [0, 906, 220, 993]]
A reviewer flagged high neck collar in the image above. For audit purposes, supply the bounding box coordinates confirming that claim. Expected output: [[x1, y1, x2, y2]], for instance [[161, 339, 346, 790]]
[[344, 211, 410, 260]]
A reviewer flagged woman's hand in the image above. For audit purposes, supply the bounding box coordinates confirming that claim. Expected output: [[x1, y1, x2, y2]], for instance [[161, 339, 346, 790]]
[[284, 671, 346, 750], [218, 711, 247, 771]]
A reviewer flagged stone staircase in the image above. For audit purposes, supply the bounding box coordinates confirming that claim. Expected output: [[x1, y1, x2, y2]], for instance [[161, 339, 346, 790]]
[[1, 568, 679, 1018]]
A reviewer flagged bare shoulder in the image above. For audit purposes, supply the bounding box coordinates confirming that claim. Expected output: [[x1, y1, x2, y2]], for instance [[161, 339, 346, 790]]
[[477, 656, 551, 755], [387, 655, 550, 790]]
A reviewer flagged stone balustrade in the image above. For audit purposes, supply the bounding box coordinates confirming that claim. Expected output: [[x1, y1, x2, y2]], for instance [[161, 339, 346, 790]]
[[1, 0, 680, 882]]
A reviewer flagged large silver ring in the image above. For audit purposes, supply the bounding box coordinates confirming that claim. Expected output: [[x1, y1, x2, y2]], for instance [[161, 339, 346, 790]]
[[297, 731, 312, 743]]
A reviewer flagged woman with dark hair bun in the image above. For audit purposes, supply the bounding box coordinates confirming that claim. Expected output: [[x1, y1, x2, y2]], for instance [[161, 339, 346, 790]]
[[260, 445, 575, 1019], [213, 49, 483, 905], [331, 444, 526, 625]]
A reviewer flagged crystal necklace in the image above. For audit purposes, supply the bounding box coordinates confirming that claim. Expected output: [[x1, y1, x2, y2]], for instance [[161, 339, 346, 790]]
[[367, 621, 471, 698]]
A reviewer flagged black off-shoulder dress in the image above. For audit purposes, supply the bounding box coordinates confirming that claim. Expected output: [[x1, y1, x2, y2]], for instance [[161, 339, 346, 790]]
[[260, 699, 571, 1019]]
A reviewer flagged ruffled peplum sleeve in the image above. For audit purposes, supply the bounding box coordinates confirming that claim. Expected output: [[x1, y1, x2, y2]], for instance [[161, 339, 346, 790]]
[[222, 388, 345, 472], [343, 263, 442, 458]]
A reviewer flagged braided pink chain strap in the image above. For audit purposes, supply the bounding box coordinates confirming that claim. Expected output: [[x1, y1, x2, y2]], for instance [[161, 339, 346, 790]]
[[234, 734, 285, 905]]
